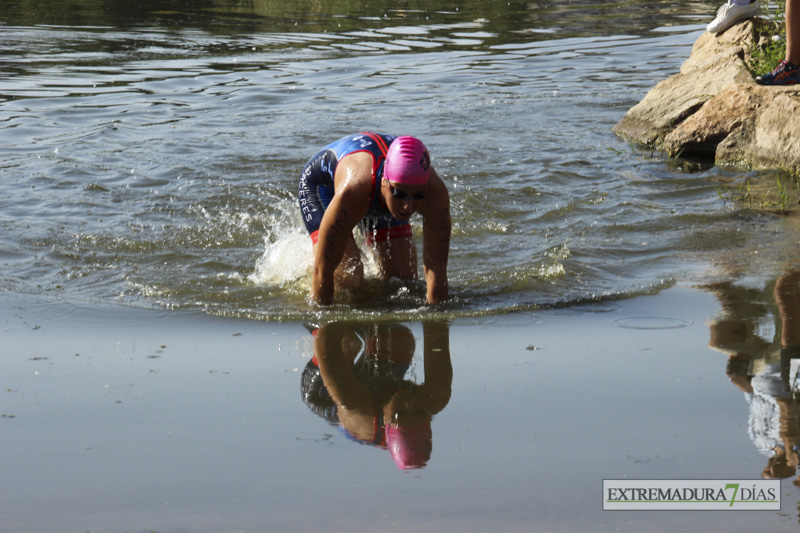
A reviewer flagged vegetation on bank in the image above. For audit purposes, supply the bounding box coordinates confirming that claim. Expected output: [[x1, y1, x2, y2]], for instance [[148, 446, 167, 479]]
[[736, 0, 800, 214], [748, 0, 788, 75], [716, 172, 800, 215]]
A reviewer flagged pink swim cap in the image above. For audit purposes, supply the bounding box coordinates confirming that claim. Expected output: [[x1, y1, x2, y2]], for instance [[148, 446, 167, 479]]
[[384, 136, 431, 186], [386, 422, 433, 470]]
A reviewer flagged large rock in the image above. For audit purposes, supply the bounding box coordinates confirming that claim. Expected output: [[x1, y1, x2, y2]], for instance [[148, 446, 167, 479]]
[[613, 19, 800, 176]]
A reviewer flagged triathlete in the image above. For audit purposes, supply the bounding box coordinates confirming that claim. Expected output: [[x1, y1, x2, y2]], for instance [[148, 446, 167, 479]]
[[298, 132, 450, 305]]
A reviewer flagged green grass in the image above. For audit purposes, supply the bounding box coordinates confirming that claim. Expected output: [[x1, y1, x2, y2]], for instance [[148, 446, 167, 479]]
[[749, 0, 788, 75], [716, 172, 800, 214]]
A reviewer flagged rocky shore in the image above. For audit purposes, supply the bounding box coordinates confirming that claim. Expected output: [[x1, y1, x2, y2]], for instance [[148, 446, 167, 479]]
[[614, 19, 800, 176]]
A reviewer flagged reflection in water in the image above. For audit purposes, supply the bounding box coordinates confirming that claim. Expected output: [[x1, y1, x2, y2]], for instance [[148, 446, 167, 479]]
[[0, 0, 713, 39], [707, 271, 800, 485], [301, 320, 452, 470]]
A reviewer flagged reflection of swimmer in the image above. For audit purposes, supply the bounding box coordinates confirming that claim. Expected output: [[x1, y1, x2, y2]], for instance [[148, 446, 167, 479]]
[[707, 270, 800, 482], [301, 321, 452, 470]]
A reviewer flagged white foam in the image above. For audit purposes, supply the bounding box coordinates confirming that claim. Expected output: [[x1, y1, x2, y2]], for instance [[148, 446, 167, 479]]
[[249, 228, 313, 286], [248, 196, 314, 287]]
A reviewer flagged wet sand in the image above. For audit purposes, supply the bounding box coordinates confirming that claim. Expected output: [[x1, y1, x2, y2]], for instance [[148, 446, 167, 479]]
[[3, 286, 800, 532]]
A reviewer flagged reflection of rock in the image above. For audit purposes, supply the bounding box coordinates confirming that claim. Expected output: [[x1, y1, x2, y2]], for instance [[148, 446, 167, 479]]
[[613, 20, 800, 176]]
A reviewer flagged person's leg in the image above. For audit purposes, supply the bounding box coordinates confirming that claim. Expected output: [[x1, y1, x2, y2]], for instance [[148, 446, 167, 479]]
[[756, 0, 800, 85], [775, 270, 800, 349], [373, 234, 418, 281], [786, 0, 799, 64], [359, 218, 417, 281], [311, 231, 364, 294], [332, 233, 365, 291]]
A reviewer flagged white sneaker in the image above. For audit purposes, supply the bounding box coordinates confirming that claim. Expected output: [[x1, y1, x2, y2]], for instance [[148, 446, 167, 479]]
[[707, 1, 760, 33]]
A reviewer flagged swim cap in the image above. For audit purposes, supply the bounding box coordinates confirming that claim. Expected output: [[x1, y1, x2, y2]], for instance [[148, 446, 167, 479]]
[[384, 136, 431, 186], [386, 421, 433, 470]]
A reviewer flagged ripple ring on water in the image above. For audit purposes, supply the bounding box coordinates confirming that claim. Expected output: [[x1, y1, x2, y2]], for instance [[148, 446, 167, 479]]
[[611, 316, 692, 330]]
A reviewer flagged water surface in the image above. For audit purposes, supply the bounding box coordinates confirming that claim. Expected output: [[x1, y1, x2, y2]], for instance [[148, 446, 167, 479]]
[[4, 283, 800, 532], [3, 2, 800, 530], [3, 0, 797, 321]]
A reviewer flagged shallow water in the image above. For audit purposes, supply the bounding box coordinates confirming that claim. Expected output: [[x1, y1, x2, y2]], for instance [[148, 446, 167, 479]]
[[3, 0, 797, 321], [4, 283, 800, 532]]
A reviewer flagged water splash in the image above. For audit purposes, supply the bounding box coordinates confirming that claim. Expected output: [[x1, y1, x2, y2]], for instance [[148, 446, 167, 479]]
[[249, 226, 313, 287], [247, 193, 314, 295]]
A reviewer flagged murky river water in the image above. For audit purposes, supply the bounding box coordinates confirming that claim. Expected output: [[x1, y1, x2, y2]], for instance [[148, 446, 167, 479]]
[[3, 1, 800, 531], [3, 0, 796, 321]]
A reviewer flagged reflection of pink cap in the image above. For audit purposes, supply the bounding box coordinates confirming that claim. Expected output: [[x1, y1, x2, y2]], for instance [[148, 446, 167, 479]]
[[386, 422, 432, 470], [384, 136, 431, 186]]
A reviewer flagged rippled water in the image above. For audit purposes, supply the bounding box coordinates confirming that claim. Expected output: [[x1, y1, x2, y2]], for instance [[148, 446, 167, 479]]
[[1, 0, 797, 321]]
